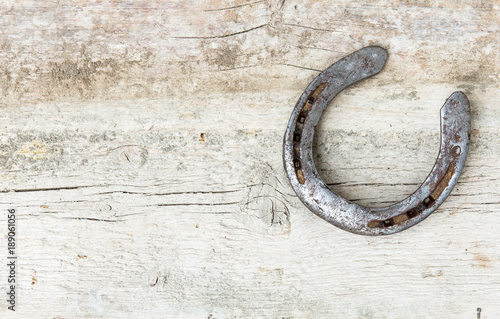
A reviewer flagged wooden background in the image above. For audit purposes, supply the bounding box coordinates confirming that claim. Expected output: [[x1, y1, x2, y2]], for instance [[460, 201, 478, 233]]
[[0, 0, 499, 318]]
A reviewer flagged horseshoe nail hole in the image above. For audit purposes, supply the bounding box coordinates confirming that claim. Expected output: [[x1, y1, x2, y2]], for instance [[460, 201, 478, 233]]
[[383, 218, 394, 227], [294, 133, 301, 142], [407, 209, 419, 219], [298, 116, 306, 124], [294, 160, 301, 168], [451, 145, 461, 157], [423, 196, 435, 207], [308, 97, 315, 104]]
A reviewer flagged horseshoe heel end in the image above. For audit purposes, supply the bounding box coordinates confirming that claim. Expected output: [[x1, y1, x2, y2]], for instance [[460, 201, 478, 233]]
[[434, 90, 471, 204], [315, 46, 388, 95], [440, 91, 470, 168], [442, 91, 470, 120], [357, 46, 388, 77]]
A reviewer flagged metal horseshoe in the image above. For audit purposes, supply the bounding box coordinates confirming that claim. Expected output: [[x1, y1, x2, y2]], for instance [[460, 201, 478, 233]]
[[283, 46, 471, 235]]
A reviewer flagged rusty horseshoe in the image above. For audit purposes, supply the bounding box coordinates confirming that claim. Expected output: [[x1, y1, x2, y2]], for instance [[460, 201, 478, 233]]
[[283, 46, 471, 235]]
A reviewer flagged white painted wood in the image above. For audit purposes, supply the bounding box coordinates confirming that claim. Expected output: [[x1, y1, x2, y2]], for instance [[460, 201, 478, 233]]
[[0, 0, 499, 318]]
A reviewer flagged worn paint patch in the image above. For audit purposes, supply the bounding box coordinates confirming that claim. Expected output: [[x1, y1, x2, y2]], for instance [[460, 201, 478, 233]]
[[473, 252, 491, 268], [17, 141, 48, 159]]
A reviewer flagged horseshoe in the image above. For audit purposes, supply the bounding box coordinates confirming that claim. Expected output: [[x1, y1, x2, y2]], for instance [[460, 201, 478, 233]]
[[283, 46, 471, 235]]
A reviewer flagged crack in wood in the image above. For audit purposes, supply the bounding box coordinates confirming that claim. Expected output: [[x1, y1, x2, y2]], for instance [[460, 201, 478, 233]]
[[204, 0, 265, 12], [169, 23, 268, 40]]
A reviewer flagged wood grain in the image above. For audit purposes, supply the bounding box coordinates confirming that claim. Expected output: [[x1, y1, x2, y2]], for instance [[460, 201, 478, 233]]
[[0, 0, 499, 318]]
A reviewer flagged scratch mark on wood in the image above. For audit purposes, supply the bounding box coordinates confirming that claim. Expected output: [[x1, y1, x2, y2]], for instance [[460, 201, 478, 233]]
[[168, 23, 268, 40], [62, 217, 119, 223], [282, 23, 342, 33], [2, 186, 94, 193], [204, 0, 265, 12], [279, 63, 322, 72]]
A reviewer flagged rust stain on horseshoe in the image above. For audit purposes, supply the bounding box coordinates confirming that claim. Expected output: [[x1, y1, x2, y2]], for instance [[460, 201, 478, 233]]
[[283, 46, 471, 235], [293, 83, 328, 184], [430, 164, 455, 202]]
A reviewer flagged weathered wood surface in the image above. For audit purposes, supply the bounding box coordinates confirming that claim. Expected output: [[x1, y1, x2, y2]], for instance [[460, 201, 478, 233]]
[[0, 0, 499, 318]]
